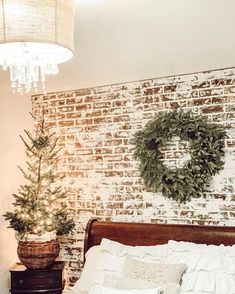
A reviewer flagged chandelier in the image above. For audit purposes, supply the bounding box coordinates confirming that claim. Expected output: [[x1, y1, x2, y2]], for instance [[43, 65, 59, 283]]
[[0, 0, 75, 94]]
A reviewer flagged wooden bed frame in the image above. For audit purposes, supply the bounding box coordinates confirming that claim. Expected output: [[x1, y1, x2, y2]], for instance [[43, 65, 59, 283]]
[[84, 219, 235, 259]]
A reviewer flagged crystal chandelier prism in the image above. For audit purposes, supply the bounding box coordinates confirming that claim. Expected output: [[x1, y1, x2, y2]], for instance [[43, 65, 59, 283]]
[[0, 0, 75, 94]]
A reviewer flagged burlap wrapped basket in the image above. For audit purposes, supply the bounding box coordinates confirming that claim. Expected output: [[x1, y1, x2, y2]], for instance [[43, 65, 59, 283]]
[[17, 239, 60, 269]]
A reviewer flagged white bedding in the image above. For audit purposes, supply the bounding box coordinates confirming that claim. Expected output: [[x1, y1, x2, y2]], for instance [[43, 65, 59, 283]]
[[69, 239, 235, 294]]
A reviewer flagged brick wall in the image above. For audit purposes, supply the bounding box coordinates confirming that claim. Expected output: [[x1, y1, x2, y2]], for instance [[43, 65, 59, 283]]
[[32, 67, 235, 287]]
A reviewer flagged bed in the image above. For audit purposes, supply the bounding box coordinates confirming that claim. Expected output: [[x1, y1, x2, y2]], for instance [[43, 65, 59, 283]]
[[70, 219, 235, 294], [84, 218, 235, 255]]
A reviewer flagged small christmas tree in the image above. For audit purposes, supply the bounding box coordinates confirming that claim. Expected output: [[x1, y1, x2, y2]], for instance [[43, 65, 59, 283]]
[[3, 113, 75, 238]]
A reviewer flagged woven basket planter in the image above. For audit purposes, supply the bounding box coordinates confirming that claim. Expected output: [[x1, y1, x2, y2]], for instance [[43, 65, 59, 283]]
[[17, 239, 60, 269]]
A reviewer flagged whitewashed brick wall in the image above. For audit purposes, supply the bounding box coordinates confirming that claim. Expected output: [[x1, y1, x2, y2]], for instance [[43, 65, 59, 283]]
[[32, 67, 235, 287]]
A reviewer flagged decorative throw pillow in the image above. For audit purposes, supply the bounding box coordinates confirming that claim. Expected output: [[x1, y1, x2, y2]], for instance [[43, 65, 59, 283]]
[[123, 256, 187, 285], [89, 285, 162, 294], [103, 274, 180, 294], [103, 274, 157, 289]]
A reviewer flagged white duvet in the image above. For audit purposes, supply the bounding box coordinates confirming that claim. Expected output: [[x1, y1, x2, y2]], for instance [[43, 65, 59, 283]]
[[68, 239, 235, 294]]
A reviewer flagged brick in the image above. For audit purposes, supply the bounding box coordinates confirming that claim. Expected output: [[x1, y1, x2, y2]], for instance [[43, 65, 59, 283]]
[[103, 155, 123, 162], [105, 139, 122, 146], [199, 88, 223, 97], [66, 113, 82, 119], [75, 89, 92, 96], [76, 149, 93, 155], [141, 81, 152, 88], [58, 106, 74, 112], [225, 104, 235, 112], [143, 112, 154, 120], [164, 101, 187, 109], [201, 105, 224, 113], [113, 162, 133, 169], [224, 86, 235, 94], [105, 171, 124, 177], [93, 101, 111, 109], [192, 81, 210, 89], [49, 100, 65, 106], [106, 202, 124, 209], [211, 97, 225, 104], [47, 121, 57, 128], [143, 87, 163, 95], [164, 85, 177, 92], [211, 78, 233, 86], [75, 104, 90, 111], [114, 147, 129, 154], [113, 115, 130, 123], [94, 117, 112, 124], [112, 100, 130, 107], [67, 97, 83, 104], [113, 131, 130, 138], [142, 96, 154, 104], [49, 114, 66, 120], [211, 113, 227, 123], [160, 94, 175, 101], [68, 171, 85, 178], [83, 125, 100, 132], [78, 118, 93, 125], [132, 98, 142, 105], [32, 66, 235, 289], [95, 148, 113, 155], [85, 110, 102, 117], [103, 108, 123, 116], [84, 96, 95, 103], [92, 86, 111, 94], [188, 98, 211, 106], [226, 140, 235, 148]]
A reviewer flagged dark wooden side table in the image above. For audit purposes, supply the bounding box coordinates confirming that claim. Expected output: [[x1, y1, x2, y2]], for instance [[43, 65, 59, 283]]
[[9, 261, 65, 294]]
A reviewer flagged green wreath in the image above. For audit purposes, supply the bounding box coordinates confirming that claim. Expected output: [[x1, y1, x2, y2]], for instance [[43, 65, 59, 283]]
[[132, 110, 227, 203]]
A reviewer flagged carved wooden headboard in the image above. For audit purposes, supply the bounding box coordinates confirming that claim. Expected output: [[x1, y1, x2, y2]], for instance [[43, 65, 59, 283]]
[[84, 219, 235, 259]]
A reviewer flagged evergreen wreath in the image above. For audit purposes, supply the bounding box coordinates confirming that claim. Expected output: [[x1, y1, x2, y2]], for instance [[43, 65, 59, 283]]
[[132, 110, 227, 203]]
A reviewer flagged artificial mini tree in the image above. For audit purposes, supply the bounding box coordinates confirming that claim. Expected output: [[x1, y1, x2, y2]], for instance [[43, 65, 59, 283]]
[[4, 113, 75, 238]]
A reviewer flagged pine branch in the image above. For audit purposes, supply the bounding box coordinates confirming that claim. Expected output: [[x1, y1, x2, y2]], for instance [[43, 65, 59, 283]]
[[18, 166, 27, 177], [29, 112, 35, 120], [20, 134, 38, 157], [24, 130, 35, 144], [48, 137, 59, 155], [37, 155, 42, 183], [26, 161, 38, 175], [19, 135, 31, 151]]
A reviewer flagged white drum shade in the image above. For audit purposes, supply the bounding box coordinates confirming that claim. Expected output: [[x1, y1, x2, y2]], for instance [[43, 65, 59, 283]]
[[0, 0, 75, 94]]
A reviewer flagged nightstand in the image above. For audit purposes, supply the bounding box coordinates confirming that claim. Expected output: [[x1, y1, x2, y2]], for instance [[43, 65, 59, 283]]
[[9, 261, 65, 294]]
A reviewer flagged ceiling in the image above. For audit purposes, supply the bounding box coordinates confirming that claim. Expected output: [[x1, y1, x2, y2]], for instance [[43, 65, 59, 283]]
[[1, 0, 235, 96]]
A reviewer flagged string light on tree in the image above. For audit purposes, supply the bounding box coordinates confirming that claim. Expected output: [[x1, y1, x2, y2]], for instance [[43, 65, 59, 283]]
[[3, 112, 75, 238]]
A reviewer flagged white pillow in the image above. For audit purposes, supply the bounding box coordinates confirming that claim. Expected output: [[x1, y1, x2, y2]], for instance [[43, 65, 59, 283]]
[[92, 239, 169, 286], [123, 256, 187, 285], [73, 239, 169, 293], [73, 245, 104, 293], [89, 285, 162, 294], [166, 240, 235, 294], [103, 274, 180, 294], [100, 238, 168, 262]]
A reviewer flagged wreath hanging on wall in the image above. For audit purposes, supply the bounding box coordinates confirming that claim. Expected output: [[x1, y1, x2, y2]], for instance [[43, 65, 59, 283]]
[[132, 110, 227, 203]]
